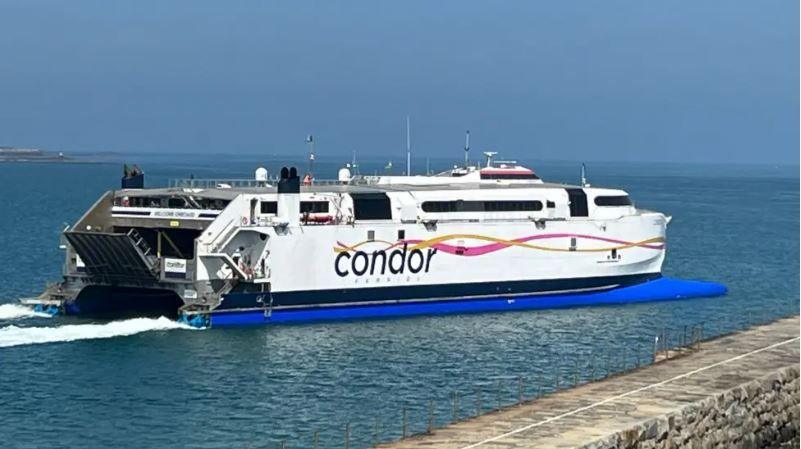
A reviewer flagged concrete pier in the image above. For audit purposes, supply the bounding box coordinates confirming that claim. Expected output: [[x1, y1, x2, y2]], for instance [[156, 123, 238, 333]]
[[378, 317, 800, 449]]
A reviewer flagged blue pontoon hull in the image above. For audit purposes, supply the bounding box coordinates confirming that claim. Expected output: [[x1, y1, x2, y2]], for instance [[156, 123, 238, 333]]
[[208, 277, 726, 327]]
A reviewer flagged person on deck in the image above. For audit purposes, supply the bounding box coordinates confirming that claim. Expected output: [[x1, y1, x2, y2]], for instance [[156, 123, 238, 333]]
[[232, 247, 243, 266]]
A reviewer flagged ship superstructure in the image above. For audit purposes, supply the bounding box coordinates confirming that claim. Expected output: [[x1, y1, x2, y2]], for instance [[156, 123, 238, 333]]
[[28, 155, 675, 326]]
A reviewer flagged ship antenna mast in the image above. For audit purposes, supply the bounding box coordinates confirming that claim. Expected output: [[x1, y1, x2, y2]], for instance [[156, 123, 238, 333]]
[[581, 163, 589, 187], [406, 116, 411, 176], [464, 130, 470, 168], [351, 150, 360, 175], [306, 134, 315, 177]]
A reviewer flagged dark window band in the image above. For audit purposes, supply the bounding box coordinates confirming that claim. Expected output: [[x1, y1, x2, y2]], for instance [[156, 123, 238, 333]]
[[260, 201, 278, 214], [480, 173, 540, 180], [594, 195, 632, 207], [301, 201, 329, 213], [422, 200, 543, 213]]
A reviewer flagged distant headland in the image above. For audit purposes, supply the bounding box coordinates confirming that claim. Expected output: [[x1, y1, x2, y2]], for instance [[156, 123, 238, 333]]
[[0, 146, 94, 163]]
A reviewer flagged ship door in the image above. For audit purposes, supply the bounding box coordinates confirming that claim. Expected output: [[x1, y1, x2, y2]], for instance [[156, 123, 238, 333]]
[[566, 188, 588, 217], [249, 198, 258, 225]]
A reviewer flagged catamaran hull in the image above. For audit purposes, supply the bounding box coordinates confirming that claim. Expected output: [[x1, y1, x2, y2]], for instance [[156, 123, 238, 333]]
[[208, 276, 726, 327]]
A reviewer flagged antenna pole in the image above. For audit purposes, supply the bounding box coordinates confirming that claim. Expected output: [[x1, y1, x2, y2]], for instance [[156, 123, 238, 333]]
[[406, 116, 411, 176], [581, 163, 587, 187], [306, 134, 315, 176], [464, 130, 470, 168]]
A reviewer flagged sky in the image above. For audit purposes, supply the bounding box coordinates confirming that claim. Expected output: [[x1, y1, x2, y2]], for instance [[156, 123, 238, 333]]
[[0, 0, 798, 164]]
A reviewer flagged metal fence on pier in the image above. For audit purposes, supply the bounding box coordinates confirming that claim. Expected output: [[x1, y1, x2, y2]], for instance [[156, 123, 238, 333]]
[[260, 309, 797, 449]]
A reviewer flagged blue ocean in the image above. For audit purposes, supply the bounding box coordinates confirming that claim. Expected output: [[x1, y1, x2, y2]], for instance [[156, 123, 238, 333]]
[[0, 157, 798, 449]]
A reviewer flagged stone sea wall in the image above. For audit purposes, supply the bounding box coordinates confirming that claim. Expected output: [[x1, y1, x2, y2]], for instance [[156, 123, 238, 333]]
[[583, 365, 800, 449]]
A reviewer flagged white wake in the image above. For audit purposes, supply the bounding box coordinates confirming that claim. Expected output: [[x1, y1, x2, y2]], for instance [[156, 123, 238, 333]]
[[0, 317, 193, 348], [0, 304, 51, 321]]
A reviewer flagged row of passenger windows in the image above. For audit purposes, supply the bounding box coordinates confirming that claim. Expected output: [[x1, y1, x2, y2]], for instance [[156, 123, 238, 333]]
[[479, 173, 540, 180], [260, 201, 331, 214], [260, 195, 393, 219], [115, 196, 230, 210], [422, 200, 544, 213], [594, 195, 632, 207], [258, 195, 630, 218]]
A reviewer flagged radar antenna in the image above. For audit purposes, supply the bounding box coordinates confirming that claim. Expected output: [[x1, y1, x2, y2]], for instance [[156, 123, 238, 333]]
[[483, 151, 498, 168]]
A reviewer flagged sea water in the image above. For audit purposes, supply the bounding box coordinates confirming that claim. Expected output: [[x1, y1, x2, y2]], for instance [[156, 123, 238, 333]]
[[0, 157, 797, 449]]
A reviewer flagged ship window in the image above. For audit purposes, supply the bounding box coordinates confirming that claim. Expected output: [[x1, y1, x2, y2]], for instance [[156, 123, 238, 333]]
[[594, 195, 632, 207], [422, 200, 543, 213], [167, 197, 186, 208], [260, 201, 278, 214], [300, 201, 329, 213], [352, 193, 392, 220], [421, 201, 458, 213], [398, 230, 405, 240], [546, 200, 555, 208], [480, 173, 540, 180]]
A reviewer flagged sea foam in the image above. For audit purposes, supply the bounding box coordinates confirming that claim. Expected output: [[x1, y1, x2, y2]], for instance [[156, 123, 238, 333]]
[[0, 316, 193, 348], [0, 303, 51, 321]]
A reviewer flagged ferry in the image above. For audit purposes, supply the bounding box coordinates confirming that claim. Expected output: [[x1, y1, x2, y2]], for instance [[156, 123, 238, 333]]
[[26, 152, 725, 327]]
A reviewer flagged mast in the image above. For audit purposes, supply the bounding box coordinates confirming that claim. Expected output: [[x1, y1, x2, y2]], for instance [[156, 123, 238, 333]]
[[306, 134, 315, 177], [581, 163, 588, 187], [464, 130, 470, 168], [351, 150, 360, 175], [406, 116, 411, 176]]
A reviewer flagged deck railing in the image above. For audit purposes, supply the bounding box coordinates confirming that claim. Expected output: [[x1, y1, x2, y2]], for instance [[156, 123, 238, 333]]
[[169, 176, 382, 189]]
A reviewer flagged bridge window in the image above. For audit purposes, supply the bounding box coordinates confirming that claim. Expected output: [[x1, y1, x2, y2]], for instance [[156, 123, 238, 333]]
[[594, 195, 632, 207]]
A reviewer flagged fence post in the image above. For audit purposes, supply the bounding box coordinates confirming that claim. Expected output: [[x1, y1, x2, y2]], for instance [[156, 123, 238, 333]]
[[344, 422, 350, 449], [683, 325, 687, 347], [452, 391, 459, 423], [402, 407, 408, 438], [518, 376, 524, 405], [573, 359, 579, 386], [280, 440, 286, 449], [313, 430, 319, 449], [373, 417, 380, 446], [475, 387, 482, 416], [653, 335, 658, 362], [699, 323, 704, 348], [591, 352, 596, 379], [496, 380, 503, 410], [427, 400, 434, 434]]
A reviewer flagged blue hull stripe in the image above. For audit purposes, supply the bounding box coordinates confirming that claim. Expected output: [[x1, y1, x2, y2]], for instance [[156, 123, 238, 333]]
[[218, 273, 661, 310], [209, 277, 726, 327]]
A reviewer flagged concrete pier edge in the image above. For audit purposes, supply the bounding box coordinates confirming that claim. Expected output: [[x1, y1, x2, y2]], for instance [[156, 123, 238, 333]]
[[377, 316, 800, 449]]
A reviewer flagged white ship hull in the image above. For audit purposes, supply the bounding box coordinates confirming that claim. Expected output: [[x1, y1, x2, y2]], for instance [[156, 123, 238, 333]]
[[222, 213, 666, 306]]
